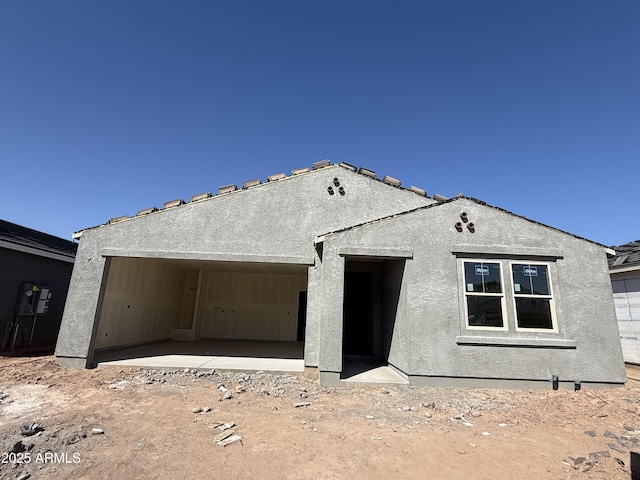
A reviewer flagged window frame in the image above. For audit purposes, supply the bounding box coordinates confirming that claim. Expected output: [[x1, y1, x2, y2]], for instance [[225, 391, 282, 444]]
[[462, 260, 508, 331], [510, 261, 558, 333]]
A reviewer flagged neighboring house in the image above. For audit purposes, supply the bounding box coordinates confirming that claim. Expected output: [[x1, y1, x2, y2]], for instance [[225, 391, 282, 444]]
[[0, 219, 77, 350], [55, 161, 626, 388], [609, 240, 640, 364]]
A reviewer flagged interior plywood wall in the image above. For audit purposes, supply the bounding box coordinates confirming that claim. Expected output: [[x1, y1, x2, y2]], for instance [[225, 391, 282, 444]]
[[197, 271, 307, 341], [94, 257, 184, 349]]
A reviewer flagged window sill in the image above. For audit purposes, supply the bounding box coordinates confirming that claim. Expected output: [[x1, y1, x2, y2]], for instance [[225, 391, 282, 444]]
[[456, 336, 576, 349]]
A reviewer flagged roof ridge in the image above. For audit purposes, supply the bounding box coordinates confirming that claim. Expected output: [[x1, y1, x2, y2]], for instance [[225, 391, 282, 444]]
[[77, 160, 433, 235], [315, 196, 609, 250]]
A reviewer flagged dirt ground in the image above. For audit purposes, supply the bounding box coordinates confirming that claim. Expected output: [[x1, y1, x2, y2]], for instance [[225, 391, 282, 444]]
[[1, 356, 639, 480]]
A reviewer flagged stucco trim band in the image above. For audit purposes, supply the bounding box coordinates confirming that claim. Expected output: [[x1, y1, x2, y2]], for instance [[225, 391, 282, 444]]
[[337, 246, 413, 258], [100, 249, 314, 265], [451, 244, 564, 259], [456, 336, 576, 348]]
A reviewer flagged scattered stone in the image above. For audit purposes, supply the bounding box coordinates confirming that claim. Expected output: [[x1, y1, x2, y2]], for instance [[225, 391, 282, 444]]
[[498, 423, 508, 427], [192, 407, 203, 413], [293, 402, 311, 408], [218, 385, 229, 393], [481, 432, 490, 436], [217, 434, 242, 446], [615, 458, 625, 467], [91, 428, 104, 435], [183, 368, 190, 373], [423, 401, 435, 408], [219, 391, 233, 401], [365, 415, 374, 419], [584, 430, 596, 437], [201, 407, 212, 413], [604, 430, 618, 439], [17, 474, 31, 480], [424, 413, 432, 419], [20, 421, 41, 436], [470, 411, 481, 418], [213, 430, 235, 443], [608, 443, 626, 453], [568, 456, 586, 467], [589, 450, 610, 465], [624, 425, 637, 431], [9, 441, 26, 454], [617, 437, 628, 446]]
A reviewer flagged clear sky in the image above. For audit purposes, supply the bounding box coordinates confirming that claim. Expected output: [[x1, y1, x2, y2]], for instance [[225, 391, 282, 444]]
[[0, 1, 638, 247]]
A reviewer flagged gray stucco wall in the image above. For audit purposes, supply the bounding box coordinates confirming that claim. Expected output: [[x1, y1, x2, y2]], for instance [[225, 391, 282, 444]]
[[55, 165, 433, 366], [318, 198, 626, 385]]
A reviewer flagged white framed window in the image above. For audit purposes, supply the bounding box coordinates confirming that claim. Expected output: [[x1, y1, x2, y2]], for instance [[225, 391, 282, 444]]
[[510, 262, 558, 332], [463, 261, 507, 330]]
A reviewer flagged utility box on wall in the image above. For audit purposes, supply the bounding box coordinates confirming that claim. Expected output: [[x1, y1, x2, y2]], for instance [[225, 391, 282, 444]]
[[15, 283, 53, 317]]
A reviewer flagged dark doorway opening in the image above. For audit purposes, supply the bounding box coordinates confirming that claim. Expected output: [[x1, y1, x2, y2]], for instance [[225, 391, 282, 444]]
[[341, 259, 406, 381], [343, 271, 373, 355], [297, 291, 307, 342]]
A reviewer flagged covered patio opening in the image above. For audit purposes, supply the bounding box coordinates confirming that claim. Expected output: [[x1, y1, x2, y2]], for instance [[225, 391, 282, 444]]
[[341, 257, 407, 383], [91, 256, 308, 373]]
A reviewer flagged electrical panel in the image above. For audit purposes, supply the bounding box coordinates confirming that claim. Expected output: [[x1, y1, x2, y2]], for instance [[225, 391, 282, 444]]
[[14, 283, 52, 317]]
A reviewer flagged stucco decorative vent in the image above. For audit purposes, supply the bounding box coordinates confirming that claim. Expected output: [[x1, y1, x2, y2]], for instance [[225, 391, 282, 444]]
[[383, 175, 401, 187], [136, 207, 158, 216], [108, 215, 128, 224], [358, 167, 376, 179], [312, 159, 331, 170], [190, 192, 212, 202], [339, 162, 357, 172], [292, 167, 310, 175], [218, 184, 238, 194], [267, 173, 286, 182], [163, 199, 185, 209], [408, 185, 427, 196], [242, 179, 262, 189], [433, 193, 448, 202]]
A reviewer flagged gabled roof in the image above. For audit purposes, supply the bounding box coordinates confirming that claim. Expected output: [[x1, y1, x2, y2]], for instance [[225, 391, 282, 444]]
[[0, 219, 78, 259], [315, 196, 611, 251], [609, 240, 640, 271], [73, 161, 435, 237]]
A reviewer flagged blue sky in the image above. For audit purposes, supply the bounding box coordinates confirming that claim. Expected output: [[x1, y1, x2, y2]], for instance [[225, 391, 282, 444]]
[[0, 1, 638, 247]]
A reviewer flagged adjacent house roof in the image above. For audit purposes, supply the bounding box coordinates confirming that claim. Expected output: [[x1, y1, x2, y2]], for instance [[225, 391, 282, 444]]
[[609, 240, 640, 271], [0, 219, 78, 260]]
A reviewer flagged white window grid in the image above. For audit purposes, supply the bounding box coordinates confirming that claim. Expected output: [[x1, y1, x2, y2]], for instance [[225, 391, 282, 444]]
[[463, 260, 508, 332]]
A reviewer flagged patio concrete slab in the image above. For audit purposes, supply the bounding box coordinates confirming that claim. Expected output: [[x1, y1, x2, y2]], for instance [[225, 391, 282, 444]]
[[341, 365, 409, 384]]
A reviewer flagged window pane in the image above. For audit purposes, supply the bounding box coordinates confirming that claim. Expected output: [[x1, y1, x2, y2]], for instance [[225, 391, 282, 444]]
[[530, 265, 550, 295], [512, 264, 550, 296], [467, 296, 503, 327], [464, 262, 484, 292], [515, 298, 553, 329], [483, 263, 502, 293], [464, 262, 502, 293]]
